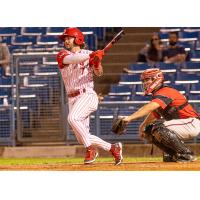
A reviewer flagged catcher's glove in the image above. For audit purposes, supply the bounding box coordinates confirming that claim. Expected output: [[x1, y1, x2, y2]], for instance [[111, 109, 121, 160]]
[[111, 117, 127, 135]]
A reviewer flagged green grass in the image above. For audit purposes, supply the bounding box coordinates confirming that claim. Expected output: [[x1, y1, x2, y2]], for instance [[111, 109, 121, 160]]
[[0, 157, 199, 166], [0, 157, 163, 165]]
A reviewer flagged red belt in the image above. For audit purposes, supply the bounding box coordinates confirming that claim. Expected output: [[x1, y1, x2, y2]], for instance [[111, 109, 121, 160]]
[[68, 88, 86, 98]]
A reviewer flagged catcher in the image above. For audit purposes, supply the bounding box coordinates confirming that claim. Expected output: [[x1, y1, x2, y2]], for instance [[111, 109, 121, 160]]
[[112, 68, 200, 162]]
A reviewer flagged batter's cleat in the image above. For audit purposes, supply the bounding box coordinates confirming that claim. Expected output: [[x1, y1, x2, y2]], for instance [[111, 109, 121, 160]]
[[110, 142, 123, 166], [84, 146, 98, 164], [175, 153, 197, 163]]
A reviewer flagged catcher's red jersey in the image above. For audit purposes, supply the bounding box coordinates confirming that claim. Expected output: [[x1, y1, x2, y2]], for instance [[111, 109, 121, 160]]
[[152, 86, 199, 119]]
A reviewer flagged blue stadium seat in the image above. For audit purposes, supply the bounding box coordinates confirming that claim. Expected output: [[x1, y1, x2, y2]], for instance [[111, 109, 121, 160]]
[[9, 45, 27, 52], [37, 35, 58, 45], [162, 73, 174, 83], [179, 41, 195, 51], [156, 63, 177, 82], [190, 50, 200, 58], [28, 74, 58, 91], [109, 85, 132, 95], [180, 31, 199, 39], [37, 65, 59, 73], [103, 95, 130, 101], [18, 65, 35, 74], [1, 36, 12, 45], [0, 27, 21, 35], [188, 93, 200, 100], [180, 62, 200, 74], [21, 27, 46, 35], [183, 28, 200, 32], [46, 27, 65, 34], [79, 27, 93, 32], [176, 73, 200, 81], [13, 35, 37, 45], [0, 76, 12, 85], [185, 61, 200, 68], [99, 107, 115, 115], [0, 87, 12, 97], [159, 32, 169, 40], [158, 62, 176, 70], [171, 84, 187, 94], [84, 34, 97, 50], [175, 73, 199, 91], [118, 107, 137, 116], [129, 63, 150, 71], [19, 62, 59, 75], [91, 28, 106, 41], [132, 95, 151, 102], [190, 84, 200, 93], [120, 74, 141, 83]]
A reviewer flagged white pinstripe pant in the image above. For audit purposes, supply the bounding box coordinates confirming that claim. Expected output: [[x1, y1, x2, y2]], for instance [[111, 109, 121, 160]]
[[67, 91, 111, 151]]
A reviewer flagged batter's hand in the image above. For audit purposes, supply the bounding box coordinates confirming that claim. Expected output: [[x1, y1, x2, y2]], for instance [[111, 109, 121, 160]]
[[94, 50, 104, 61], [90, 50, 104, 63], [89, 50, 104, 69]]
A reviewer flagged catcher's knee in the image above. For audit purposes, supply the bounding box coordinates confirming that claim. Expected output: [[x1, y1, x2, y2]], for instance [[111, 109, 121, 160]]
[[144, 120, 192, 156], [144, 120, 169, 141]]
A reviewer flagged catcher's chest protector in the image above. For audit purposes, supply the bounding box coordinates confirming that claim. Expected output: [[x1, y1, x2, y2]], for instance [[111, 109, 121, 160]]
[[152, 94, 188, 121]]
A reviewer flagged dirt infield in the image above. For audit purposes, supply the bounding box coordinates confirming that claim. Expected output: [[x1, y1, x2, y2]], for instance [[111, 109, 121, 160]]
[[1, 161, 200, 171]]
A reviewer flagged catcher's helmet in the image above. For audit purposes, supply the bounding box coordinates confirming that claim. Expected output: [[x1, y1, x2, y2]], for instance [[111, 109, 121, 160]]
[[59, 27, 84, 45], [140, 68, 164, 95]]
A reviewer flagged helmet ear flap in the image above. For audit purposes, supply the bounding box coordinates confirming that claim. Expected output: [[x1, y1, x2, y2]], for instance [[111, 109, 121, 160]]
[[74, 37, 83, 45]]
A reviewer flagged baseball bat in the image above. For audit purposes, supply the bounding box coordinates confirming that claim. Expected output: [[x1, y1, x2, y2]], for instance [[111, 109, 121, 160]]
[[103, 29, 125, 52], [93, 29, 125, 63]]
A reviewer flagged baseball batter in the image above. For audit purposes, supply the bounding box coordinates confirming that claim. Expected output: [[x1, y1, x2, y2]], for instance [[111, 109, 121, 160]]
[[56, 27, 123, 165], [122, 68, 200, 162]]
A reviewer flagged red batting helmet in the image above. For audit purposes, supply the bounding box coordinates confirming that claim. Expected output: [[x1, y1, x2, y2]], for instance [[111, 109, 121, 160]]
[[59, 27, 84, 45], [140, 68, 164, 95]]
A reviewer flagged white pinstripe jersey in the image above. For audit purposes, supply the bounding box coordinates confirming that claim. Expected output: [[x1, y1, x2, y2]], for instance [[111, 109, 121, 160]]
[[59, 49, 94, 94]]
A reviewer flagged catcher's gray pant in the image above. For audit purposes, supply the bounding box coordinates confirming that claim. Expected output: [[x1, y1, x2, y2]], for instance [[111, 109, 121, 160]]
[[164, 118, 200, 140], [67, 90, 111, 151]]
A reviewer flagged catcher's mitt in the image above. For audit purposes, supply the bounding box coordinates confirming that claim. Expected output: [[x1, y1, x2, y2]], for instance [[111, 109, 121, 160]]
[[111, 117, 127, 135]]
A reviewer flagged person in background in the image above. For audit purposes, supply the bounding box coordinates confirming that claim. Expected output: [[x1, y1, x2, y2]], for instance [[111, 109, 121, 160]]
[[137, 33, 164, 66], [163, 31, 187, 63], [0, 36, 11, 76]]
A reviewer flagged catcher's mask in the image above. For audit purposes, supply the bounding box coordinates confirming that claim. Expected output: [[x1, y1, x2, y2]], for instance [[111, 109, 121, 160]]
[[140, 68, 164, 95], [59, 27, 84, 45]]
